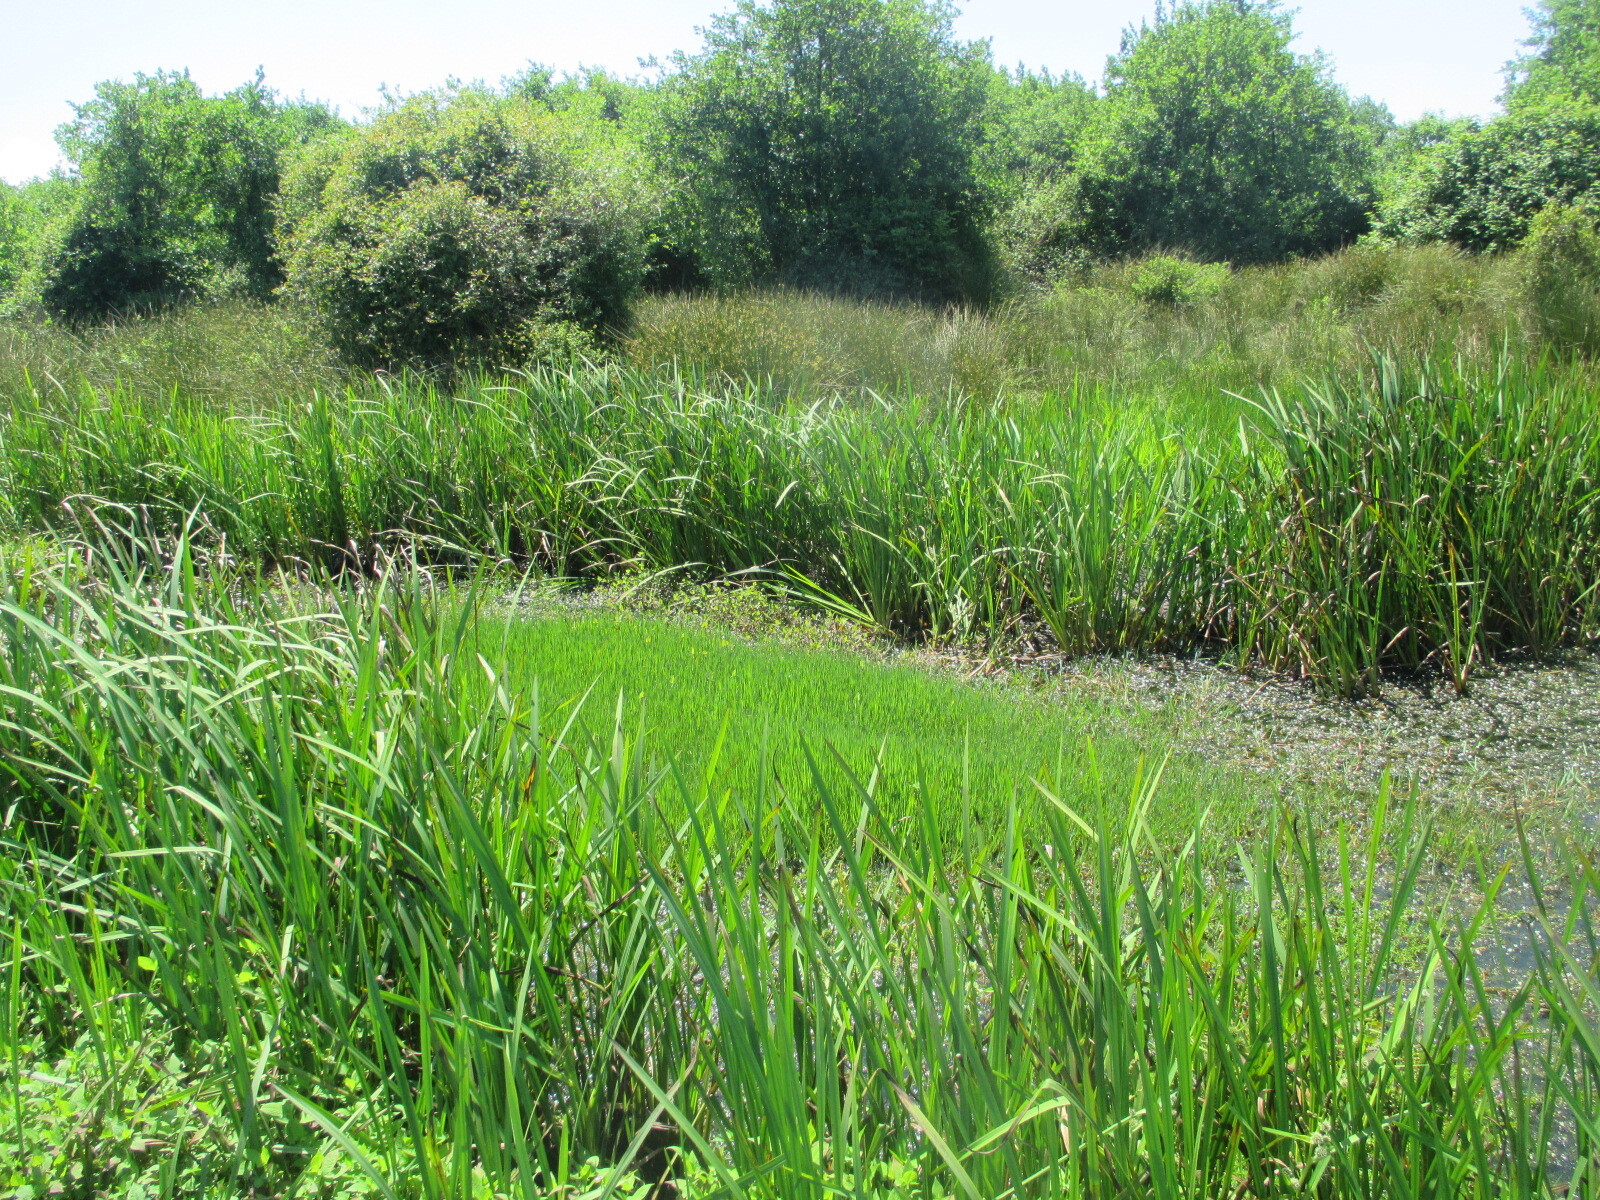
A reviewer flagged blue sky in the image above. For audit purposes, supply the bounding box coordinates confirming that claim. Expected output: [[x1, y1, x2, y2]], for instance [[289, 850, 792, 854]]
[[2, 0, 1535, 184]]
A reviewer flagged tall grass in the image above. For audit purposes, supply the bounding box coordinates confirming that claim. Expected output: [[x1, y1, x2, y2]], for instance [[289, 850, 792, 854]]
[[623, 245, 1531, 412], [0, 246, 1525, 424], [2, 350, 1597, 694], [1, 539, 1597, 1197], [0, 300, 342, 402]]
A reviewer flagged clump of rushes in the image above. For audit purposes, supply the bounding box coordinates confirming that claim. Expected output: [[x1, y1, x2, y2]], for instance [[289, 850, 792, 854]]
[[0, 536, 1598, 1197], [1234, 354, 1600, 694], [2, 348, 1598, 695]]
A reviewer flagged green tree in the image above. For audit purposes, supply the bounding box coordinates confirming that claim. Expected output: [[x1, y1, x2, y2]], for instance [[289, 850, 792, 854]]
[[983, 69, 1100, 281], [37, 70, 339, 318], [982, 67, 1098, 186], [1070, 0, 1373, 262], [277, 89, 652, 367], [657, 0, 995, 299], [1375, 99, 1600, 250], [1509, 0, 1600, 106], [1377, 0, 1600, 252], [0, 185, 24, 300], [502, 63, 703, 287], [504, 62, 653, 126], [1373, 111, 1472, 173], [0, 176, 77, 311]]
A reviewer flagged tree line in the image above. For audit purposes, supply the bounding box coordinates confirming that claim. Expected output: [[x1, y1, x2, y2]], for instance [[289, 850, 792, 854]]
[[4, 0, 1600, 366]]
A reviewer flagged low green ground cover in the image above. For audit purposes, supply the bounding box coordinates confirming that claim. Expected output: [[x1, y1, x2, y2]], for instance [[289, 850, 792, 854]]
[[483, 606, 1260, 846]]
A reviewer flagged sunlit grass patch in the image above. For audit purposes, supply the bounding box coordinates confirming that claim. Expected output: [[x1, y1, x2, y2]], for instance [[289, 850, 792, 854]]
[[484, 608, 1264, 848]]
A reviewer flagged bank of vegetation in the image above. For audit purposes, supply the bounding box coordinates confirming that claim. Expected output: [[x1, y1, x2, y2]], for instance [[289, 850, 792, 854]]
[[0, 539, 1596, 1198], [8, 0, 1600, 357], [5, 0, 1600, 1196], [2, 336, 1597, 698]]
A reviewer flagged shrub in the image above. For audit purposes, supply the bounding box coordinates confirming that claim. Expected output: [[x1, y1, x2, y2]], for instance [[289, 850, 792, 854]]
[[277, 90, 651, 368], [1292, 241, 1400, 311], [990, 176, 1094, 286], [518, 316, 603, 364], [1517, 202, 1600, 354], [1125, 254, 1230, 308], [0, 186, 26, 300], [0, 176, 79, 316]]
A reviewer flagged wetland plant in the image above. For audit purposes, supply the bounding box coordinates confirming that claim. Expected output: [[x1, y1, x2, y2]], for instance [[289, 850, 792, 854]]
[[0, 350, 1596, 695], [0, 540, 1597, 1197]]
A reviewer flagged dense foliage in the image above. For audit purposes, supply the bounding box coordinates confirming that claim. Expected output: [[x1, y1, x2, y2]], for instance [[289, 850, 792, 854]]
[[983, 69, 1100, 278], [1373, 0, 1600, 251], [2, 0, 1600, 352], [1509, 0, 1600, 106], [0, 177, 75, 314], [1376, 99, 1600, 250], [1067, 0, 1373, 262], [656, 0, 994, 299], [34, 71, 339, 318], [0, 186, 24, 298], [276, 90, 652, 366]]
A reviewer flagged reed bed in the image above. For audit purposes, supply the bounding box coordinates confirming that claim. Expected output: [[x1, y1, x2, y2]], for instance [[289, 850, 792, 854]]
[[1, 351, 1597, 695], [1, 540, 1597, 1198]]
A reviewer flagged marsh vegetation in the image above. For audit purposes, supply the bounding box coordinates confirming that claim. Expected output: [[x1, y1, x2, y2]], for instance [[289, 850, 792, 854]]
[[4, 256, 1600, 1200], [5, 0, 1600, 1195]]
